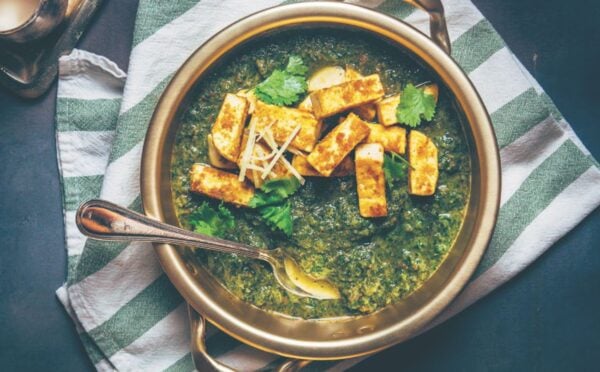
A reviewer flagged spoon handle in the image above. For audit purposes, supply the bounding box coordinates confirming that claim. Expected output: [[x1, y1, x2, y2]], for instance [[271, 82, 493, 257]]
[[76, 199, 262, 260]]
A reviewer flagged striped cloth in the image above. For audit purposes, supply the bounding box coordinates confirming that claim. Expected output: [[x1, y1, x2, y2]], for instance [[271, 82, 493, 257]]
[[55, 0, 600, 370]]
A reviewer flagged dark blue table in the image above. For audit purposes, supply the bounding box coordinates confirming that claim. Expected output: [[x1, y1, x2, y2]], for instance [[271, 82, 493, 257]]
[[1, 1, 598, 370]]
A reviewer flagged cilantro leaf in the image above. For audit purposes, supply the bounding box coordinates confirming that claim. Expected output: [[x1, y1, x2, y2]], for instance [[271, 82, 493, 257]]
[[189, 202, 235, 238], [258, 201, 293, 236], [249, 177, 301, 208], [259, 177, 301, 199], [383, 152, 408, 187], [396, 83, 437, 127], [248, 192, 283, 208], [285, 55, 308, 76], [249, 177, 301, 236], [255, 71, 306, 106], [254, 56, 308, 106]]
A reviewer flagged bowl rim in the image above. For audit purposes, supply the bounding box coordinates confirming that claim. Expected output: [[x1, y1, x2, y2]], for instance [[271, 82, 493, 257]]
[[141, 1, 501, 360]]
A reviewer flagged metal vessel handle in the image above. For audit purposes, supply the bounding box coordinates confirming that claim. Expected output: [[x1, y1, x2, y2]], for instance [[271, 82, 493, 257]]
[[404, 0, 451, 54], [188, 305, 309, 372]]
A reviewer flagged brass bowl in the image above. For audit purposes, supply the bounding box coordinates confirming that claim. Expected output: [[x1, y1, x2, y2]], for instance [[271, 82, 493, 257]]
[[141, 1, 501, 363]]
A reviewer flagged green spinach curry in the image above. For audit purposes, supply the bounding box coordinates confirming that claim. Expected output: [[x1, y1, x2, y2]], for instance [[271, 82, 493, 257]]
[[171, 30, 471, 319]]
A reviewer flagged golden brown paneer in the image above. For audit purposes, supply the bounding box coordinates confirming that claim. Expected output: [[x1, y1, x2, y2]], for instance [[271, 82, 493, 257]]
[[306, 113, 371, 176], [307, 66, 346, 92], [211, 93, 249, 162], [376, 95, 400, 126], [207, 134, 237, 169], [344, 67, 378, 121], [236, 89, 258, 114], [250, 101, 322, 153], [408, 130, 438, 196], [344, 66, 362, 81], [352, 104, 378, 122], [297, 96, 313, 112], [355, 143, 387, 218], [238, 130, 291, 188], [309, 74, 385, 119], [365, 124, 407, 154], [423, 84, 439, 103], [190, 163, 255, 206], [291, 155, 355, 177]]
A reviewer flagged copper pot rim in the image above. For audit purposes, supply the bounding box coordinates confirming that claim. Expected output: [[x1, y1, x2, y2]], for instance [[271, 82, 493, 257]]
[[141, 2, 501, 360]]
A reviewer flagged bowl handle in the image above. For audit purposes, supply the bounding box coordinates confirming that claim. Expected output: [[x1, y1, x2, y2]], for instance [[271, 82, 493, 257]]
[[404, 0, 451, 54], [343, 0, 451, 54], [188, 305, 310, 371]]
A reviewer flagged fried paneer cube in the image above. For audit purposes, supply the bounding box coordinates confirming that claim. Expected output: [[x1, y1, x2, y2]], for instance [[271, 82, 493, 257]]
[[408, 130, 438, 196], [423, 84, 439, 103], [306, 113, 371, 176], [376, 95, 401, 126], [210, 93, 249, 162], [307, 66, 346, 92], [365, 124, 407, 154], [352, 104, 378, 121], [207, 134, 237, 169], [345, 67, 378, 121], [291, 155, 354, 177], [297, 96, 313, 112], [355, 143, 387, 218], [250, 101, 322, 153], [189, 163, 254, 206], [344, 66, 362, 81], [309, 74, 385, 118], [236, 89, 258, 114]]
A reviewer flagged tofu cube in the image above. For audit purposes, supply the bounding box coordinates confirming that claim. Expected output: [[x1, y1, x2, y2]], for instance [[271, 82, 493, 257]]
[[365, 123, 407, 154], [376, 95, 400, 126], [306, 113, 371, 176], [310, 74, 385, 118], [211, 93, 249, 162], [189, 163, 254, 206], [292, 155, 354, 177], [408, 130, 438, 196], [250, 101, 322, 153], [355, 143, 387, 218]]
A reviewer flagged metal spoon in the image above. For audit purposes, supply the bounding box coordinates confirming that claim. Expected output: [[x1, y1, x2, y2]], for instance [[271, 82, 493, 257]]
[[75, 199, 340, 300]]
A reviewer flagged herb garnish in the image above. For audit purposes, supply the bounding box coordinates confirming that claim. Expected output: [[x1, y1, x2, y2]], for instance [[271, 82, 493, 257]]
[[255, 55, 308, 106], [257, 201, 293, 236], [249, 177, 301, 236], [189, 202, 235, 238], [383, 152, 409, 187], [396, 83, 437, 127], [284, 55, 308, 76]]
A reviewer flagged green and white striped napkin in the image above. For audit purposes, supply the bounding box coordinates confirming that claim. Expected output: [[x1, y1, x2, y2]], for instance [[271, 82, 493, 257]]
[[55, 0, 600, 370]]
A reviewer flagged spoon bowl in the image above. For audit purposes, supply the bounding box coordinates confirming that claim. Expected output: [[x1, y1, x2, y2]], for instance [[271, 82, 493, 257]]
[[75, 199, 340, 300]]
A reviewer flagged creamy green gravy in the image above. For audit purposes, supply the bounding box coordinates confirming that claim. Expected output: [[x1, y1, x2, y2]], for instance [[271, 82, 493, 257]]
[[171, 30, 470, 319]]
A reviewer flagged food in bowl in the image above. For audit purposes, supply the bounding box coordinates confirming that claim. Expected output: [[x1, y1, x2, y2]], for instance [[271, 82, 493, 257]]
[[171, 30, 471, 319]]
